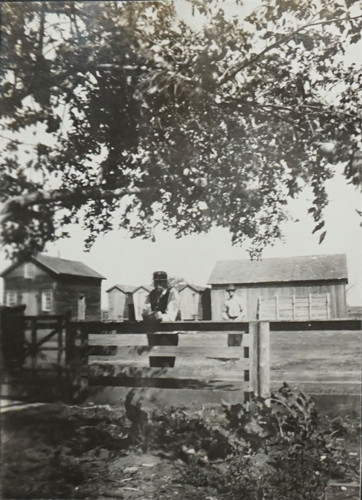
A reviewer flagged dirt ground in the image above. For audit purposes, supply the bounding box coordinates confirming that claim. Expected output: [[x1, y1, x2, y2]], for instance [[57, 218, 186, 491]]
[[1, 398, 360, 500], [0, 402, 226, 500]]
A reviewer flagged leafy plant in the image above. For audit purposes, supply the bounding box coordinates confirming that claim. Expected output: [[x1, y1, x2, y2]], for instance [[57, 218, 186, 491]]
[[222, 384, 347, 500]]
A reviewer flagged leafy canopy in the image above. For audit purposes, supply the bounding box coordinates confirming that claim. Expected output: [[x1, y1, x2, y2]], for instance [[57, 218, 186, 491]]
[[1, 0, 361, 259]]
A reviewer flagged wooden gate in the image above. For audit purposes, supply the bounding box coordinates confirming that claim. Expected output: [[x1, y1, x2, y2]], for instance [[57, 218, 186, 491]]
[[65, 320, 270, 404], [23, 315, 67, 373], [1, 310, 67, 376]]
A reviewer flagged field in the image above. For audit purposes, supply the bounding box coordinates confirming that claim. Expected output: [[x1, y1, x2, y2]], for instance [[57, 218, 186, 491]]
[[271, 329, 361, 396]]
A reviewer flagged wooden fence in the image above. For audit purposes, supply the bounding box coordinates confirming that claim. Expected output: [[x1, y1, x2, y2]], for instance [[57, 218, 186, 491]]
[[1, 310, 360, 406], [65, 320, 270, 403]]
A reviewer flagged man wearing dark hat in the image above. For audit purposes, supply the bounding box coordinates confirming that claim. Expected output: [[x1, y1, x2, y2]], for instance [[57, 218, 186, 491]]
[[222, 284, 246, 321], [142, 271, 181, 322]]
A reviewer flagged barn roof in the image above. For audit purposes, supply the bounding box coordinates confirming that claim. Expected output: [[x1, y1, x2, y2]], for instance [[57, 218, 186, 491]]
[[1, 254, 105, 279], [208, 254, 348, 285]]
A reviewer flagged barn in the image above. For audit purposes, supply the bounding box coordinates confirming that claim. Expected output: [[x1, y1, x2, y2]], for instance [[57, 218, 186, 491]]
[[208, 254, 348, 320], [1, 254, 104, 320]]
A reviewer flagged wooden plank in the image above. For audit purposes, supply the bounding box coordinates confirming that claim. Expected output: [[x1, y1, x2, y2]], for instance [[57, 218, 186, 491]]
[[326, 293, 330, 319], [249, 322, 258, 396], [24, 314, 65, 320], [89, 333, 149, 346], [259, 321, 270, 398], [308, 294, 312, 319], [89, 332, 248, 348], [88, 345, 245, 358], [76, 321, 249, 334], [31, 318, 37, 371], [178, 332, 239, 347], [88, 361, 248, 381], [57, 318, 63, 366], [89, 375, 249, 391], [269, 320, 362, 331]]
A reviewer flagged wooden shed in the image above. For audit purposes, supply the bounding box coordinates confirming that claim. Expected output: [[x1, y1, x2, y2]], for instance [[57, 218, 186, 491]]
[[208, 254, 348, 320], [132, 286, 151, 321], [1, 254, 104, 320], [106, 285, 137, 321], [178, 284, 205, 320]]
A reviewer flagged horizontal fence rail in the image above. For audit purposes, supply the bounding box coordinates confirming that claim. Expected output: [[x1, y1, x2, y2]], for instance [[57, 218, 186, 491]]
[[2, 311, 360, 406], [269, 319, 362, 331], [65, 320, 268, 403]]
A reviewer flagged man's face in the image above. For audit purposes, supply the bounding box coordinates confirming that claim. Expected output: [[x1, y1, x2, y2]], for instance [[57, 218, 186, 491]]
[[227, 289, 235, 297], [155, 280, 167, 292]]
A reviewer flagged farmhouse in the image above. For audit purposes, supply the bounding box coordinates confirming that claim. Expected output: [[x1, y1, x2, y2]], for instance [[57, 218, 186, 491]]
[[1, 254, 104, 320], [208, 254, 348, 320]]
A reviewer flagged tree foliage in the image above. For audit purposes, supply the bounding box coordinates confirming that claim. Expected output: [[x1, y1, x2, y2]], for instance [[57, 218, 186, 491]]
[[1, 0, 361, 259]]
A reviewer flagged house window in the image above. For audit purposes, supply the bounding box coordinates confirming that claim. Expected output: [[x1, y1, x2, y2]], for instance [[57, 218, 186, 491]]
[[24, 263, 35, 279], [41, 290, 53, 312], [6, 291, 17, 307]]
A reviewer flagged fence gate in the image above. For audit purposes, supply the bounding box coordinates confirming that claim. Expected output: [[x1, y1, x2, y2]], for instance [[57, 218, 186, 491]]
[[66, 320, 270, 405], [1, 310, 67, 377]]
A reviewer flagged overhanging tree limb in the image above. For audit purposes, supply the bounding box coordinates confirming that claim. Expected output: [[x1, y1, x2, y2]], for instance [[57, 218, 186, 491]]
[[0, 185, 150, 224], [218, 14, 362, 85]]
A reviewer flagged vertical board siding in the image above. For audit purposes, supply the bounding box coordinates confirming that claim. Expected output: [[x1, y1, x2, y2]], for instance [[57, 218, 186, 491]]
[[211, 282, 347, 320]]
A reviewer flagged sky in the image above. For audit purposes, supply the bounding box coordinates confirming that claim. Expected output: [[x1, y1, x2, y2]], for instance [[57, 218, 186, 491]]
[[0, 0, 361, 308], [40, 169, 360, 308]]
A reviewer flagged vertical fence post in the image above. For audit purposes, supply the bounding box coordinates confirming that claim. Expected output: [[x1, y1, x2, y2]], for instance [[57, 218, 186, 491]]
[[249, 321, 270, 398], [249, 321, 259, 397], [57, 316, 63, 370], [0, 305, 26, 378], [308, 293, 312, 319], [65, 316, 89, 401], [80, 323, 89, 395], [31, 318, 37, 372], [259, 321, 270, 398]]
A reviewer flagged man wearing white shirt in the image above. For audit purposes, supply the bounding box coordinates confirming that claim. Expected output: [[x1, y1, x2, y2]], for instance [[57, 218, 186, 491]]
[[222, 284, 246, 321]]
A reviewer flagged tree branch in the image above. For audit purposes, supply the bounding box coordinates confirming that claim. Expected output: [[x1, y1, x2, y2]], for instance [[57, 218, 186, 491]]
[[0, 185, 150, 224], [218, 14, 362, 85]]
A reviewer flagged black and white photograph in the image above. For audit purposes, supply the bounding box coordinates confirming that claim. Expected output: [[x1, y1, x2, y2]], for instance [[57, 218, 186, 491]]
[[0, 0, 361, 498]]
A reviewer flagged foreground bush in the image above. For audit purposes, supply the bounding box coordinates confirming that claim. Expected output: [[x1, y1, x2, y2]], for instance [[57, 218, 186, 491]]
[[222, 383, 336, 499], [140, 383, 354, 500]]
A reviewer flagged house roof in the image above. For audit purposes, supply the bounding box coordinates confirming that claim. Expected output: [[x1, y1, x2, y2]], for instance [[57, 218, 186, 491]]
[[1, 254, 105, 279], [208, 254, 348, 285]]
